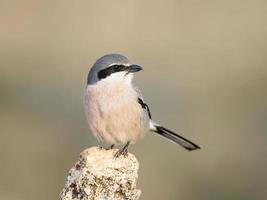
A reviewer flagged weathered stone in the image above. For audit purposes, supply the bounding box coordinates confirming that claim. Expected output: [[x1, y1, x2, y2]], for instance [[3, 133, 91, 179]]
[[60, 147, 141, 200]]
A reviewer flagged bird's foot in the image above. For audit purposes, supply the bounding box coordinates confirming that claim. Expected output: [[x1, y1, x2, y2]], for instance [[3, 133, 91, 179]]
[[98, 146, 104, 150], [114, 148, 128, 158], [114, 142, 130, 158], [98, 144, 114, 150]]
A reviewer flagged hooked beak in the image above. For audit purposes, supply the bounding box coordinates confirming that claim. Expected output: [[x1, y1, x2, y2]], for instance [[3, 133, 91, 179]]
[[128, 64, 143, 73]]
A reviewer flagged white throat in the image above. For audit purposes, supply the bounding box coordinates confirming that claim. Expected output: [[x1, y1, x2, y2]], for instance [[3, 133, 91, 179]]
[[102, 72, 133, 85]]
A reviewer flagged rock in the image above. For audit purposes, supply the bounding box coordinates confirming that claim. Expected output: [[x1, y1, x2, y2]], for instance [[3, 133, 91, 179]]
[[60, 147, 141, 200]]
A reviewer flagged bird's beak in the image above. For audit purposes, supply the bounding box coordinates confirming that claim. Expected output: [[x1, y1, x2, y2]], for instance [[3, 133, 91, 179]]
[[128, 64, 143, 73]]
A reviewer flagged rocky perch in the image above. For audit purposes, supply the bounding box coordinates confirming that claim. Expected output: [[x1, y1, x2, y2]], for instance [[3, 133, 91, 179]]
[[60, 147, 141, 200]]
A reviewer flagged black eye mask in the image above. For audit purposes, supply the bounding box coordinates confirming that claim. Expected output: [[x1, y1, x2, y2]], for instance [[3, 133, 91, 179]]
[[97, 64, 128, 80]]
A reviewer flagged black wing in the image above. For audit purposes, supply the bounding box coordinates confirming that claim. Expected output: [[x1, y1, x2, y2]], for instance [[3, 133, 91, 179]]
[[138, 97, 152, 119]]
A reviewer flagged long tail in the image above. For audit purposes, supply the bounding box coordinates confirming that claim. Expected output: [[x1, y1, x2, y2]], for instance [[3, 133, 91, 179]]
[[151, 123, 200, 151]]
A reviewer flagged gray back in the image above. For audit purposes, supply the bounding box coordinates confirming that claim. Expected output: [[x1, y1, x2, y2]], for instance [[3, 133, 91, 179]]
[[87, 54, 130, 85]]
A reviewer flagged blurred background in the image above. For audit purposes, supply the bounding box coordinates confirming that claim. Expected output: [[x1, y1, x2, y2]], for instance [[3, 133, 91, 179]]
[[1, 0, 267, 199]]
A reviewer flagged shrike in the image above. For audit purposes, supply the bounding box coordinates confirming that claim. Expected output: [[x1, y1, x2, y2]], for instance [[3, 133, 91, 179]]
[[84, 54, 200, 157]]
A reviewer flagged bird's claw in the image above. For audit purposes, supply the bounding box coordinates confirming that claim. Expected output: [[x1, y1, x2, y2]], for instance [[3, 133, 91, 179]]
[[98, 144, 115, 150], [114, 148, 128, 158], [98, 146, 104, 150], [114, 141, 130, 158]]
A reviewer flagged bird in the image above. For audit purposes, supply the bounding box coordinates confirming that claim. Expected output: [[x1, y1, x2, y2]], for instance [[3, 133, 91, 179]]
[[83, 54, 200, 157]]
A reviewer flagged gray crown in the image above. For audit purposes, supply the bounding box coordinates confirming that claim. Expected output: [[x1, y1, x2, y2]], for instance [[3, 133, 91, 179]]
[[87, 54, 130, 85]]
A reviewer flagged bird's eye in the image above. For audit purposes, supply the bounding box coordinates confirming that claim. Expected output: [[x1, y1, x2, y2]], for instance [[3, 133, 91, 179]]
[[113, 65, 120, 70]]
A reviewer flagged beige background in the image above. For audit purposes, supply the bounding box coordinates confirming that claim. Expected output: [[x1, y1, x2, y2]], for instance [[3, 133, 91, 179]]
[[1, 0, 267, 199]]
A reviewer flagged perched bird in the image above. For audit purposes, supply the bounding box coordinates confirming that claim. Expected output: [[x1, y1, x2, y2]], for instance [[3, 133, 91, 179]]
[[84, 54, 200, 157]]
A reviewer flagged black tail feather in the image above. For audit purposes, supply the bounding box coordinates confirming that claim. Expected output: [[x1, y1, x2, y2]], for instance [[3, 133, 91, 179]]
[[154, 126, 200, 151]]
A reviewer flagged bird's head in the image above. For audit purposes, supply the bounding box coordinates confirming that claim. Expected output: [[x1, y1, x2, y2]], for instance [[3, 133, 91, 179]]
[[87, 54, 142, 85]]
